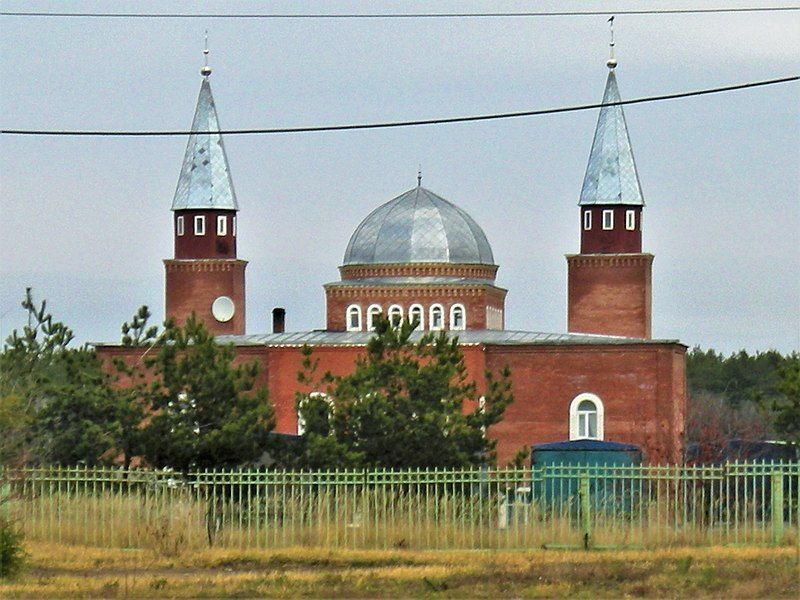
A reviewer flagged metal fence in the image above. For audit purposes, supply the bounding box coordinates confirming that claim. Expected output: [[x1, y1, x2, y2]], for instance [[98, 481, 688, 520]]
[[2, 462, 798, 551]]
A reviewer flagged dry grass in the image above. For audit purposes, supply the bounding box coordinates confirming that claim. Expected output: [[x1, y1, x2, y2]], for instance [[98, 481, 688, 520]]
[[0, 542, 797, 598]]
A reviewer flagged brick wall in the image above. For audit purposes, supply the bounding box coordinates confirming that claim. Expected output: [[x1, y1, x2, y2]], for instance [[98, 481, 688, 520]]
[[164, 258, 247, 335], [566, 253, 653, 338]]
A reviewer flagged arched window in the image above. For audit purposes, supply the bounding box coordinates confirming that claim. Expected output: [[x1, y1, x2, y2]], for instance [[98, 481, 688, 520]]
[[408, 304, 424, 330], [429, 304, 444, 331], [388, 304, 403, 327], [297, 391, 332, 435], [346, 305, 362, 332], [450, 304, 466, 330], [569, 393, 604, 440], [367, 304, 382, 331]]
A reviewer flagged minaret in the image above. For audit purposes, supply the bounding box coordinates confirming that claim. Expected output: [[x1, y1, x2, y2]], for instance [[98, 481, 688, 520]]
[[164, 46, 247, 335], [566, 33, 653, 339]]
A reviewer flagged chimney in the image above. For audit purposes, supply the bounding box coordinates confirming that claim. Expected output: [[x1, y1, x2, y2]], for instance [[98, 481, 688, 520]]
[[272, 307, 286, 333]]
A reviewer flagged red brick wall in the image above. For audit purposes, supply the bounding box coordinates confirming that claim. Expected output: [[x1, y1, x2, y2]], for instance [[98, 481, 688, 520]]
[[97, 339, 686, 467], [580, 206, 642, 254], [566, 253, 653, 338], [174, 210, 237, 259], [325, 285, 506, 331], [164, 258, 247, 335], [485, 343, 686, 465]]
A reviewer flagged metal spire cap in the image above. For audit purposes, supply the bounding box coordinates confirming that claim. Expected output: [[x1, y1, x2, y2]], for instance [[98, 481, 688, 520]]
[[606, 16, 617, 69], [201, 31, 212, 77]]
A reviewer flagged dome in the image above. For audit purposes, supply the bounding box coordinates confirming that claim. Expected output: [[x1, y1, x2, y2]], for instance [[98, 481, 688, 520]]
[[343, 186, 495, 266]]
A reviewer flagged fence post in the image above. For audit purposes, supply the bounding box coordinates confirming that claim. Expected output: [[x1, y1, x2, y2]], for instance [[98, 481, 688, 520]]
[[771, 469, 784, 545], [580, 473, 591, 550], [1, 481, 10, 522]]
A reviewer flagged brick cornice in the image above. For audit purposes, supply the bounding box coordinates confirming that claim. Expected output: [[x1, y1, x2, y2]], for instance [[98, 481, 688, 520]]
[[339, 262, 498, 281], [565, 253, 654, 268], [164, 259, 248, 273]]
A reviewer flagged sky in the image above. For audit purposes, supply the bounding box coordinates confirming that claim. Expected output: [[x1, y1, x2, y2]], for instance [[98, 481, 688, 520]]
[[1, 1, 798, 354]]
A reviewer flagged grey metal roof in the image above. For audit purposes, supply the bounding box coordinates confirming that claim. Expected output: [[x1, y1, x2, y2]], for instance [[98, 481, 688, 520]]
[[579, 70, 644, 206], [343, 186, 495, 266], [171, 77, 238, 211], [215, 329, 679, 348]]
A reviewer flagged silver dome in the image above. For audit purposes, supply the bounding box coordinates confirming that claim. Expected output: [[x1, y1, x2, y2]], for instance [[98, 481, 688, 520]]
[[343, 186, 495, 266]]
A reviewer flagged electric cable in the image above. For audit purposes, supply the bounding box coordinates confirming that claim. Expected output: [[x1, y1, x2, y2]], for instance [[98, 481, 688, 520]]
[[1, 75, 796, 138]]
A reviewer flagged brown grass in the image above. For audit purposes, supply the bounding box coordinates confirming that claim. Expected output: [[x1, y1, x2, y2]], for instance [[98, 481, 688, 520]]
[[0, 542, 797, 598]]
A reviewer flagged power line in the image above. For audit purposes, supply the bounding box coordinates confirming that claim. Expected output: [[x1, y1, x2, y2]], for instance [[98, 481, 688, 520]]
[[2, 7, 799, 19], [2, 75, 796, 138]]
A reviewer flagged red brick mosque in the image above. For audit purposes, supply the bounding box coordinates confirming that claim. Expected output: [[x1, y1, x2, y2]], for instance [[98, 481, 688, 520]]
[[99, 53, 687, 465]]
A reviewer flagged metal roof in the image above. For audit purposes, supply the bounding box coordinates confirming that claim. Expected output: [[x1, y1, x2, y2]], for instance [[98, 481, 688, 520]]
[[215, 329, 679, 348], [343, 186, 495, 266], [579, 70, 644, 207], [171, 77, 238, 211]]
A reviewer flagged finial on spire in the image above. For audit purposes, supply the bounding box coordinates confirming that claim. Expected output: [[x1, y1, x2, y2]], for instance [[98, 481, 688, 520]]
[[417, 166, 422, 187], [606, 16, 617, 69], [201, 30, 212, 77]]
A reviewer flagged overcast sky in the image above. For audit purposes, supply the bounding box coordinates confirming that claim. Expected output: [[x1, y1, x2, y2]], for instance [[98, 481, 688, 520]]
[[1, 1, 798, 354]]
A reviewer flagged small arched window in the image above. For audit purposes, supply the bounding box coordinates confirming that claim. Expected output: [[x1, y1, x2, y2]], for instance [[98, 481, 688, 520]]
[[297, 391, 332, 435], [569, 393, 604, 440], [388, 304, 403, 327], [450, 304, 466, 330], [346, 305, 362, 332], [408, 304, 424, 330], [367, 304, 382, 331], [429, 304, 444, 331]]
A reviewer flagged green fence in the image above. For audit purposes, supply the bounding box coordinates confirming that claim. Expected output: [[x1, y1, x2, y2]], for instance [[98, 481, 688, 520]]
[[2, 462, 798, 551]]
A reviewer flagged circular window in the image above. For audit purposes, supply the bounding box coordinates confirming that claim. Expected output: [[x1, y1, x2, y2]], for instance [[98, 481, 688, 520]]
[[211, 296, 235, 322]]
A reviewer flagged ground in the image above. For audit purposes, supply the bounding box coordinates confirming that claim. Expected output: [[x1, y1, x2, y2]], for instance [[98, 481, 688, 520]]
[[1, 543, 798, 598]]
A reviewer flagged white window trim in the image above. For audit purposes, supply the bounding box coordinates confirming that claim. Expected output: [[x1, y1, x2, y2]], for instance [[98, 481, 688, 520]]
[[346, 304, 362, 332], [583, 210, 592, 231], [602, 210, 614, 231], [625, 210, 635, 231], [194, 215, 206, 236], [449, 303, 466, 331], [176, 215, 185, 236], [366, 304, 382, 331], [408, 303, 425, 330], [388, 304, 403, 327], [217, 215, 227, 236], [569, 393, 604, 441], [297, 391, 332, 435], [429, 304, 444, 331], [233, 215, 237, 237]]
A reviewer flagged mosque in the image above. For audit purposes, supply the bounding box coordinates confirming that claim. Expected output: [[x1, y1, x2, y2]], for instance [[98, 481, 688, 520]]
[[98, 49, 687, 465]]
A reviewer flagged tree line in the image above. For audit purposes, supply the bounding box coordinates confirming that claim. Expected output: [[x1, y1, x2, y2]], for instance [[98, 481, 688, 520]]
[[0, 289, 514, 471], [686, 346, 799, 447]]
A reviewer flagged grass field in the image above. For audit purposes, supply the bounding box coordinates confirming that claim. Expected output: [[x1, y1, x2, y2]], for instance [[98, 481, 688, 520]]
[[1, 542, 798, 598]]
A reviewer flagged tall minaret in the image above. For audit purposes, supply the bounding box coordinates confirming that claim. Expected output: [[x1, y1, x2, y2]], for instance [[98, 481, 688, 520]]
[[566, 32, 653, 339], [164, 46, 247, 335]]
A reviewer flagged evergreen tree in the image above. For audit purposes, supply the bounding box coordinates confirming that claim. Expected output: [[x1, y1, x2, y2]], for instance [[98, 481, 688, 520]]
[[142, 314, 274, 471], [294, 316, 514, 469]]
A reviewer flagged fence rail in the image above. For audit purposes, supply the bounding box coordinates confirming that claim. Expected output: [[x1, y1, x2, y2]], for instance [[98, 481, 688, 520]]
[[2, 462, 798, 551]]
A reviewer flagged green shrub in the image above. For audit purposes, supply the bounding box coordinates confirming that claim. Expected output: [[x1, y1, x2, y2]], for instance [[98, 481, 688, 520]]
[[0, 517, 25, 579]]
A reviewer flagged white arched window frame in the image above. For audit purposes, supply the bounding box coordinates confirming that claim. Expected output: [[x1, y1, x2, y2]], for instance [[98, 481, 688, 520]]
[[297, 391, 332, 435], [449, 304, 466, 331], [366, 304, 382, 331], [429, 304, 444, 331], [569, 393, 604, 440], [346, 305, 362, 332], [388, 304, 403, 327], [408, 304, 425, 330]]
